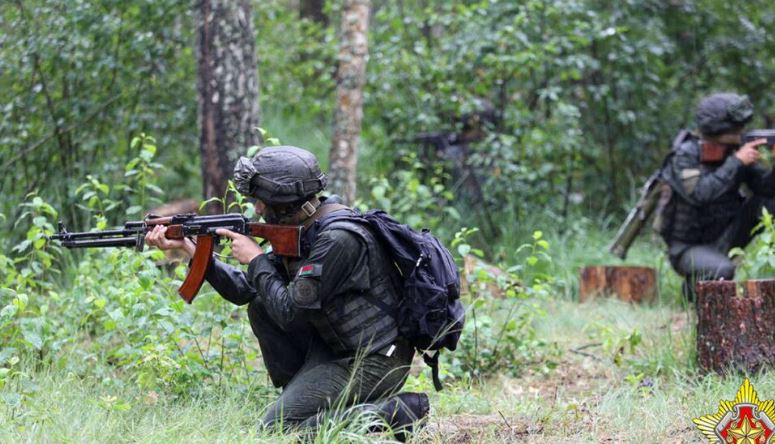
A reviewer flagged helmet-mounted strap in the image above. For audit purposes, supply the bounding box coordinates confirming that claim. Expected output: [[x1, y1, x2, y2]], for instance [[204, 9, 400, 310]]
[[250, 175, 327, 198]]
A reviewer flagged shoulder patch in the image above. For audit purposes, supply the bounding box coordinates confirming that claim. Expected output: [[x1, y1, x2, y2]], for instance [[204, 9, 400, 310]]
[[291, 278, 320, 309], [297, 263, 323, 278]]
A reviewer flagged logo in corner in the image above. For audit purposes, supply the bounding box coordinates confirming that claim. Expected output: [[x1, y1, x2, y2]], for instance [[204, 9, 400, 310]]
[[694, 378, 775, 443]]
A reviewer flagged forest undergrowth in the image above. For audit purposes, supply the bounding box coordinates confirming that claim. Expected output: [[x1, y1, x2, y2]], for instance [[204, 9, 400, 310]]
[[0, 176, 757, 442]]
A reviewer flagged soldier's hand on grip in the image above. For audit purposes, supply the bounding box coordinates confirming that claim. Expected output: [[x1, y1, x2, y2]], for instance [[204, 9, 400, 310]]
[[735, 138, 766, 165]]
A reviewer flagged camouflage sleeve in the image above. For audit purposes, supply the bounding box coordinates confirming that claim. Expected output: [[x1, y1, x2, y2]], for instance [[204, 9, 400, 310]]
[[743, 163, 775, 197], [203, 258, 258, 306], [668, 144, 743, 204], [247, 228, 367, 330]]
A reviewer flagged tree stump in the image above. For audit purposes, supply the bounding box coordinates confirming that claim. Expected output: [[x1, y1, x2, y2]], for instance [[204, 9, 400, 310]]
[[696, 280, 775, 373], [578, 266, 656, 303]]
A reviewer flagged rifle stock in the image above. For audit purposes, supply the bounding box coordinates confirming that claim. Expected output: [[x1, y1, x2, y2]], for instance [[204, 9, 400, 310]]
[[608, 174, 661, 259], [248, 223, 303, 257]]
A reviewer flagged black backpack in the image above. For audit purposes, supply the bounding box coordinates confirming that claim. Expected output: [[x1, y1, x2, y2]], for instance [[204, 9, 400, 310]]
[[311, 207, 465, 390]]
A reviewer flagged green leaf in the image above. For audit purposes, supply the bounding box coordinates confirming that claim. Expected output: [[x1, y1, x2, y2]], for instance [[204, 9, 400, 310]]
[[126, 206, 142, 216], [22, 329, 43, 350], [1, 392, 22, 408], [246, 145, 260, 157], [0, 305, 17, 319]]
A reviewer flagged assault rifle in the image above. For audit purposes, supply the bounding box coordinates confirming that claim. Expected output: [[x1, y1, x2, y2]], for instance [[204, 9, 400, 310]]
[[744, 129, 775, 147], [608, 172, 662, 259], [701, 129, 775, 163], [50, 213, 302, 303], [608, 129, 693, 259]]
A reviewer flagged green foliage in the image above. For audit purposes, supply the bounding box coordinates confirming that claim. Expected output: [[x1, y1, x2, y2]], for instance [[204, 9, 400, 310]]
[[729, 208, 775, 280], [4, 1, 775, 439], [364, 0, 775, 229], [1, 0, 198, 238], [448, 230, 559, 382], [0, 145, 269, 423], [122, 133, 164, 216], [358, 152, 459, 237], [584, 322, 643, 368]]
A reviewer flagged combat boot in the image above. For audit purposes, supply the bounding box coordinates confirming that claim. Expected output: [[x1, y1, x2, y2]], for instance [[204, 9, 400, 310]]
[[375, 392, 430, 442]]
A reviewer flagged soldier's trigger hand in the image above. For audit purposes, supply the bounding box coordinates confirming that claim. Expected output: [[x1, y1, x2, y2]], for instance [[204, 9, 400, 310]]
[[744, 138, 769, 150], [215, 228, 263, 264], [735, 143, 761, 166]]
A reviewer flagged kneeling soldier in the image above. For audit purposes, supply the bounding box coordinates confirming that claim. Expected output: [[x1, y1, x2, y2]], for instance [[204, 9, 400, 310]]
[[146, 146, 429, 439], [661, 93, 773, 298]]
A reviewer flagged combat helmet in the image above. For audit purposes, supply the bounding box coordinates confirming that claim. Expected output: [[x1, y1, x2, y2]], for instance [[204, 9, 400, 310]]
[[695, 93, 754, 136], [233, 146, 327, 205]]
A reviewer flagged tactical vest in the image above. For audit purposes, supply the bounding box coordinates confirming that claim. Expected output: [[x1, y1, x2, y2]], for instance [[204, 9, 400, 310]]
[[665, 138, 743, 244], [304, 218, 401, 355]]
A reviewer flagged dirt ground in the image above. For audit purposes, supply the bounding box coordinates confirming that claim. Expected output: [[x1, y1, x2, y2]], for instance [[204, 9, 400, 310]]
[[419, 309, 699, 443]]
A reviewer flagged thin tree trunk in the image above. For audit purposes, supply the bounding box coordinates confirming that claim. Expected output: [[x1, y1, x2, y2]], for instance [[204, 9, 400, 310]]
[[196, 0, 260, 212], [328, 0, 370, 205]]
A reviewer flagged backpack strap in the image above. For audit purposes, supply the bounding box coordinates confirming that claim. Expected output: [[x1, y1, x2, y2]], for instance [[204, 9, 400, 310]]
[[671, 129, 692, 152], [303, 202, 350, 229], [422, 351, 444, 391]]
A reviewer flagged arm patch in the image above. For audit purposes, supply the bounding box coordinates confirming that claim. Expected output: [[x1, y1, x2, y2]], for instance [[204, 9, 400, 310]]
[[290, 278, 320, 309], [297, 263, 323, 278]]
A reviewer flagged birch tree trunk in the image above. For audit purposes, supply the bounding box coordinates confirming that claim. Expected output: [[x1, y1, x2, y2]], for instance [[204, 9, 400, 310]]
[[328, 0, 370, 204], [196, 0, 260, 211]]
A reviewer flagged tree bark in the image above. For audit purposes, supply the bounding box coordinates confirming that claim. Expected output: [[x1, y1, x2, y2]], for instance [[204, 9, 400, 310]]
[[196, 0, 260, 212], [696, 280, 775, 374], [328, 0, 370, 204], [579, 266, 656, 303], [300, 0, 328, 25]]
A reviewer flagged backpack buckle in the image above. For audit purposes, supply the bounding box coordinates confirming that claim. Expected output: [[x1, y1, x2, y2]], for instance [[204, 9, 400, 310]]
[[301, 200, 316, 217]]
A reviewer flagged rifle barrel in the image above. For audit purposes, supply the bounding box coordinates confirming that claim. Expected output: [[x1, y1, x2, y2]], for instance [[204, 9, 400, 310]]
[[51, 228, 138, 240], [60, 237, 139, 248]]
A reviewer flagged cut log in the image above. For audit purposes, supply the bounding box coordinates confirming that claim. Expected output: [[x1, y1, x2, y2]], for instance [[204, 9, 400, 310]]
[[696, 279, 775, 374], [578, 266, 656, 303]]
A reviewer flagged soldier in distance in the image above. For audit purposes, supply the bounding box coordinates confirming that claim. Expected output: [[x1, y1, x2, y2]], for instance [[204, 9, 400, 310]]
[[660, 93, 772, 299]]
